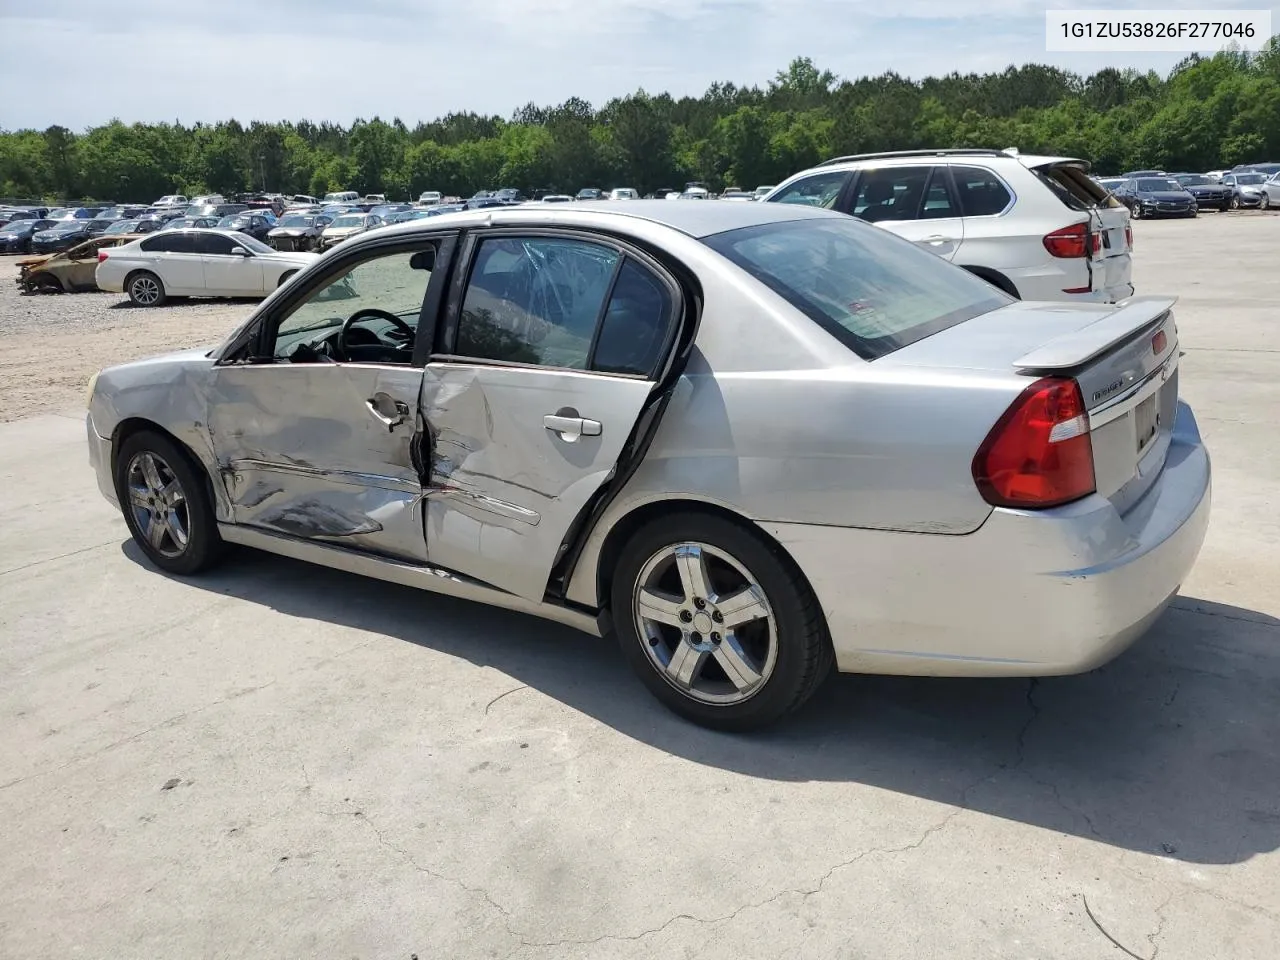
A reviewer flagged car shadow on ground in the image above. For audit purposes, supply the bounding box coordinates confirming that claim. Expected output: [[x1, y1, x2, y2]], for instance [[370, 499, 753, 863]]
[[107, 296, 260, 309], [122, 540, 1280, 866]]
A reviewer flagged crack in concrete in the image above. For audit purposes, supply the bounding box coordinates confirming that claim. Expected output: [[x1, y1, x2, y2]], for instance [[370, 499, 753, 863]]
[[0, 679, 278, 791], [1169, 602, 1279, 630], [1082, 893, 1149, 960], [0, 539, 118, 578], [484, 684, 529, 716], [1147, 892, 1174, 960]]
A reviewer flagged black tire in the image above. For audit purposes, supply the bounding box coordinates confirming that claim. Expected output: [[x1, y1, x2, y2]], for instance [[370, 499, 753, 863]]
[[1230, 196, 1240, 210], [1262, 194, 1271, 211], [1219, 201, 1231, 212], [127, 271, 166, 307], [277, 270, 297, 288], [610, 512, 833, 731], [114, 430, 225, 575]]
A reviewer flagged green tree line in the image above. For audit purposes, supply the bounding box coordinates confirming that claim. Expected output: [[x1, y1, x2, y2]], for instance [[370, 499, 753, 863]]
[[3, 43, 1279, 203]]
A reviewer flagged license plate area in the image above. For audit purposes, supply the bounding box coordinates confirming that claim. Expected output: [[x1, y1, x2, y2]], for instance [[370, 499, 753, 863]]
[[1135, 394, 1159, 454]]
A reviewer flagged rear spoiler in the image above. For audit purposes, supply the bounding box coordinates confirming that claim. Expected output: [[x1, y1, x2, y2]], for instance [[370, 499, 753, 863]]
[[1013, 297, 1176, 372]]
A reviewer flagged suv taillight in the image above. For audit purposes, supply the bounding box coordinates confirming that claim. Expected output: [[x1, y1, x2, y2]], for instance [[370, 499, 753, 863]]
[[97, 250, 109, 262], [1125, 223, 1133, 250], [1042, 223, 1098, 258], [972, 378, 1095, 508]]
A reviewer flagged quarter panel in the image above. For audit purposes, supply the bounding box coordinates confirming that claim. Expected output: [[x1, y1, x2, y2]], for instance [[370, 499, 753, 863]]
[[564, 362, 1016, 606]]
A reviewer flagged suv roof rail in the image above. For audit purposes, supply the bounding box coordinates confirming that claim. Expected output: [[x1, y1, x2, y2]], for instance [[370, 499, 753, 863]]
[[816, 148, 1007, 167]]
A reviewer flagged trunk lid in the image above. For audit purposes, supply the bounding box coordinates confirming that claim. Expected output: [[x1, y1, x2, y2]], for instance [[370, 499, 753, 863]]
[[1026, 157, 1132, 294], [881, 296, 1179, 516]]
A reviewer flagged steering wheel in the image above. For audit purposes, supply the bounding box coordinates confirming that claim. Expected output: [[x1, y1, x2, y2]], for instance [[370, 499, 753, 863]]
[[336, 309, 416, 360]]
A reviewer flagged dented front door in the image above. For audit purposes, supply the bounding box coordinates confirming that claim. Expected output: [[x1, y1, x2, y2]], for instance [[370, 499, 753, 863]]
[[206, 363, 428, 562]]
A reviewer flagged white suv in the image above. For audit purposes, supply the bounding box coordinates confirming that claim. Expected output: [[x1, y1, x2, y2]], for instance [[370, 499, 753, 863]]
[[763, 149, 1133, 302]]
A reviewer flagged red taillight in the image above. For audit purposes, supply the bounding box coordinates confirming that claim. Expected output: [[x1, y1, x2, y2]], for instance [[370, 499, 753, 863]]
[[1152, 330, 1167, 355], [1042, 223, 1094, 259], [97, 250, 109, 262], [972, 378, 1095, 509], [1125, 223, 1133, 250]]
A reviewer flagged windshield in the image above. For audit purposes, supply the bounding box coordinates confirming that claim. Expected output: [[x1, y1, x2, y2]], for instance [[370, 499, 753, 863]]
[[1137, 179, 1181, 191], [1236, 174, 1266, 184], [218, 216, 250, 228], [48, 221, 86, 232], [330, 215, 365, 228], [279, 215, 315, 228], [104, 220, 138, 234], [234, 234, 274, 254], [704, 217, 1008, 360], [1176, 176, 1210, 185]]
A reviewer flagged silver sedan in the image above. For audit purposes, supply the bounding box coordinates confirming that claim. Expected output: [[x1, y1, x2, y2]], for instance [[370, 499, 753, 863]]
[[85, 201, 1211, 729]]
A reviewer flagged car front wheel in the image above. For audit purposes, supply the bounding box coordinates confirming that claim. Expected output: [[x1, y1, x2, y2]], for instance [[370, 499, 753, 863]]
[[611, 512, 833, 730], [115, 430, 224, 575], [127, 271, 166, 307]]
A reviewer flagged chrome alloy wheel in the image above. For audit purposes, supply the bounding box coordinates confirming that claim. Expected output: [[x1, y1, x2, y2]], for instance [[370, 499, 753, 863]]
[[125, 451, 190, 558], [632, 542, 777, 705], [130, 274, 161, 305]]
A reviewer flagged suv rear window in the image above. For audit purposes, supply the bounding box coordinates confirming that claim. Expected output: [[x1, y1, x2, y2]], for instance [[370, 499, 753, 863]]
[[1032, 163, 1120, 211], [704, 217, 1009, 360]]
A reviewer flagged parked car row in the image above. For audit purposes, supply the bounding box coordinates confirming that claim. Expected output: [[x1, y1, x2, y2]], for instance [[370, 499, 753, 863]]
[[1094, 163, 1280, 216]]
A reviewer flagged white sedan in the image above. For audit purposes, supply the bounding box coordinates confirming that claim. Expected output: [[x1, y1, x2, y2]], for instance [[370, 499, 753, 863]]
[[96, 229, 317, 306]]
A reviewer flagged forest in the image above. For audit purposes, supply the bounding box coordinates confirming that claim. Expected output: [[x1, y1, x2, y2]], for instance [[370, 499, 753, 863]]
[[2, 42, 1278, 203]]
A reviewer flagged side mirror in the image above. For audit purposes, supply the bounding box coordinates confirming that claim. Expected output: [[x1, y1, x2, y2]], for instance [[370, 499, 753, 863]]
[[230, 246, 249, 256]]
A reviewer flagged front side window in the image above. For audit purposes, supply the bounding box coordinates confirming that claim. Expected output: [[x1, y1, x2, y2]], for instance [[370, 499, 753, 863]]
[[272, 246, 436, 362], [767, 171, 849, 209], [455, 237, 619, 368], [850, 166, 931, 222], [704, 217, 1008, 360], [198, 233, 239, 255], [951, 165, 1014, 217]]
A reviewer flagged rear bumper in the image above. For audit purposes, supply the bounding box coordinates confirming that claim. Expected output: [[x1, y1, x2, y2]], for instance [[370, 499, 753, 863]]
[[766, 401, 1211, 677], [1007, 260, 1133, 304]]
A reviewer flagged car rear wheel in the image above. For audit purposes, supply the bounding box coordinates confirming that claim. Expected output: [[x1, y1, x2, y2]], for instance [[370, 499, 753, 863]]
[[115, 430, 225, 575], [127, 271, 166, 307], [611, 512, 832, 730]]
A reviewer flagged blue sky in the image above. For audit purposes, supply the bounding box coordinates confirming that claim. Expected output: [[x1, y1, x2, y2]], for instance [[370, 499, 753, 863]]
[[1, 0, 1276, 129]]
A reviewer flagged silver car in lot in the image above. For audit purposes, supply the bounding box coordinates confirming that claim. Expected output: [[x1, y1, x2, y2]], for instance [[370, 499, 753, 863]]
[[85, 201, 1211, 729]]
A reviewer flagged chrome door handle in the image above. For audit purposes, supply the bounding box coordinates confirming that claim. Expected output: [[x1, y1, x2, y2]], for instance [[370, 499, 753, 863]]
[[922, 235, 953, 244], [366, 394, 409, 431], [543, 414, 602, 441]]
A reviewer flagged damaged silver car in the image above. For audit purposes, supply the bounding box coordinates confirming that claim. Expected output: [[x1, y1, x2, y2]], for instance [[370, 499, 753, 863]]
[[86, 201, 1210, 729]]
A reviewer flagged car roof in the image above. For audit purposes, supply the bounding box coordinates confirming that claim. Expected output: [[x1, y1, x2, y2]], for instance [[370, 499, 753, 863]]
[[372, 198, 844, 240]]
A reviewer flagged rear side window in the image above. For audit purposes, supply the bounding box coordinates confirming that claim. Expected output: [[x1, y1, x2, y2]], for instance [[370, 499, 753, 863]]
[[951, 166, 1014, 217], [592, 259, 672, 376], [768, 171, 849, 209], [704, 218, 1009, 361], [141, 233, 197, 253], [849, 166, 931, 222]]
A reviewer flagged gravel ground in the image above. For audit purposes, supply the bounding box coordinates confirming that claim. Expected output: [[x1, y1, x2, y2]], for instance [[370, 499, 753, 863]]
[[0, 256, 253, 421]]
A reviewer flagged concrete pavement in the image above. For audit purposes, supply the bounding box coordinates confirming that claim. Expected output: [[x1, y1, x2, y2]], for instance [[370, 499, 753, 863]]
[[1, 213, 1278, 959]]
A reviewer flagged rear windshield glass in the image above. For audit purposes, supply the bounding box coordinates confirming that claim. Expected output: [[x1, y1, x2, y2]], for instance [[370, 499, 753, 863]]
[[1034, 164, 1117, 210], [703, 218, 1009, 360]]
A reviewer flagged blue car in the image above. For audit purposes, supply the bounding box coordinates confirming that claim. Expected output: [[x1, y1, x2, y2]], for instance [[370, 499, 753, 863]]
[[1113, 177, 1197, 219]]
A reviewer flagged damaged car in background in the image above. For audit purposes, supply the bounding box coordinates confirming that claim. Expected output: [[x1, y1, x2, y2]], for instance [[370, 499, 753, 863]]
[[85, 201, 1211, 730], [268, 212, 333, 251], [16, 234, 143, 293]]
